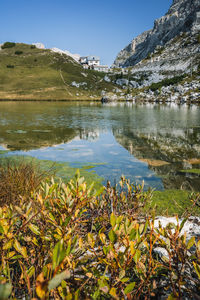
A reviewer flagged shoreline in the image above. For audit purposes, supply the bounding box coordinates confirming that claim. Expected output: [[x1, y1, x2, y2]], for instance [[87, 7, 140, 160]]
[[0, 98, 199, 105]]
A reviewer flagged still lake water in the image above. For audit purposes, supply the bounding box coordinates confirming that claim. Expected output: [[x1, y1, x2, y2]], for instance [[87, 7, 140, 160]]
[[0, 101, 200, 191]]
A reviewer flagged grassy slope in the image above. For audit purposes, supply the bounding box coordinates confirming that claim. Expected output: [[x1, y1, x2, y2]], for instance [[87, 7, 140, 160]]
[[0, 43, 114, 100]]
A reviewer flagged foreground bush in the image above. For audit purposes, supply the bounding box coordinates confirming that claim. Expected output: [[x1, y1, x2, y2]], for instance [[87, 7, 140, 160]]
[[0, 172, 200, 299], [0, 160, 48, 206]]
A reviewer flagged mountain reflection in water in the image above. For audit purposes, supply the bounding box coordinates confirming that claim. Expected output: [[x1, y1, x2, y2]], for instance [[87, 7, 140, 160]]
[[0, 101, 199, 191]]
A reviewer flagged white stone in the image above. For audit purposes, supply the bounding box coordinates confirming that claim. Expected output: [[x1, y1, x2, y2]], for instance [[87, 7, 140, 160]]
[[51, 47, 80, 62], [32, 43, 45, 49]]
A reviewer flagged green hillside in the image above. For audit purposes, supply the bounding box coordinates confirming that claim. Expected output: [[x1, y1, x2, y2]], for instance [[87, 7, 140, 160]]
[[0, 43, 114, 100]]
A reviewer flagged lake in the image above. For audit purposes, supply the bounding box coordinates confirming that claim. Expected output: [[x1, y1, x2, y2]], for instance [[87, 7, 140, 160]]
[[0, 101, 200, 191]]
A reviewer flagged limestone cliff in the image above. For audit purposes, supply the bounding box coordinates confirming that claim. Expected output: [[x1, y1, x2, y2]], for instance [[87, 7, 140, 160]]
[[113, 0, 200, 68]]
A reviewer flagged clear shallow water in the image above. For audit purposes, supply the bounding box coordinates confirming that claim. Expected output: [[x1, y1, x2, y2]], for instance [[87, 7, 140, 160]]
[[0, 101, 200, 191]]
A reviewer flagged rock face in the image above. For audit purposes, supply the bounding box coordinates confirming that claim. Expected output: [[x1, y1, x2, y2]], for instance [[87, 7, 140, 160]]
[[113, 0, 200, 68], [113, 30, 151, 68]]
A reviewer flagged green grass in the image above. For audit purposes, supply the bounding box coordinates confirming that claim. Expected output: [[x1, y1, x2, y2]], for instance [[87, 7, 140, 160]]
[[0, 43, 115, 100], [0, 155, 103, 189], [0, 150, 10, 155], [149, 189, 200, 216], [180, 169, 200, 175]]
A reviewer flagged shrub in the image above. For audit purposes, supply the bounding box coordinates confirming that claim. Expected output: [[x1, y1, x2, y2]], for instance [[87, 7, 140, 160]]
[[156, 47, 164, 55], [15, 50, 23, 55], [6, 65, 14, 69], [0, 160, 48, 206], [1, 42, 16, 49], [30, 45, 36, 49], [149, 75, 186, 91], [0, 170, 199, 299], [197, 34, 200, 44], [146, 52, 151, 60]]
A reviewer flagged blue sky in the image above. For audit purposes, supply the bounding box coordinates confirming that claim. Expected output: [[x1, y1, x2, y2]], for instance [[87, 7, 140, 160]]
[[0, 0, 172, 66]]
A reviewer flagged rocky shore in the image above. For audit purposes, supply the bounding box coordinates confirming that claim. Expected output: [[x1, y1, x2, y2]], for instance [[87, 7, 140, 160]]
[[101, 74, 200, 104], [133, 79, 200, 104]]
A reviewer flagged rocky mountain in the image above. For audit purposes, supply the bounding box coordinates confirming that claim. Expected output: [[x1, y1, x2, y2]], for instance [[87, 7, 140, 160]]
[[113, 0, 200, 73]]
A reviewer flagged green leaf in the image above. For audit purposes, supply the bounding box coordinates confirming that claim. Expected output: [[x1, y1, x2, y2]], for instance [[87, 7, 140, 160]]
[[49, 212, 55, 222], [14, 239, 22, 253], [133, 249, 141, 264], [103, 246, 108, 255], [119, 270, 125, 280], [0, 225, 4, 234], [29, 224, 40, 235], [108, 229, 117, 243], [124, 282, 136, 295], [167, 294, 177, 300], [48, 270, 70, 291], [74, 289, 80, 300], [45, 182, 50, 197], [179, 218, 187, 232], [75, 169, 80, 180], [197, 240, 200, 251], [52, 239, 66, 270], [27, 266, 35, 278], [3, 240, 13, 250], [93, 290, 100, 299], [120, 277, 130, 283], [10, 254, 23, 260], [0, 283, 12, 299], [139, 224, 144, 234], [88, 233, 95, 248], [78, 177, 85, 185], [129, 228, 136, 240], [110, 213, 116, 227], [64, 216, 71, 227], [187, 237, 195, 249], [66, 240, 72, 256], [193, 262, 200, 279], [143, 220, 148, 235]]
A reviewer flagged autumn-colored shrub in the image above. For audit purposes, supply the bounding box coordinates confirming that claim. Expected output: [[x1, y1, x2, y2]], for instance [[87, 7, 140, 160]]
[[0, 172, 199, 299], [0, 160, 48, 206]]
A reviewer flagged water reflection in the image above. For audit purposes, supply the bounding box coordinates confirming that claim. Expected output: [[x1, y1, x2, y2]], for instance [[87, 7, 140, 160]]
[[0, 101, 199, 191]]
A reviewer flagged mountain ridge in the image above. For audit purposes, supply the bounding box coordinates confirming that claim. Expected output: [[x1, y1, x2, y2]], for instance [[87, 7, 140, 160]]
[[113, 0, 200, 69]]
